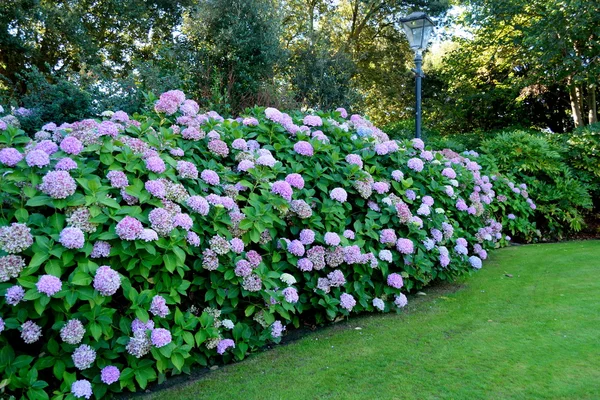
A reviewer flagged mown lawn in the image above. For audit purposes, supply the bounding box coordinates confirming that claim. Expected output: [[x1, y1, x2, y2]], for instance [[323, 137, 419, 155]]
[[141, 241, 600, 400]]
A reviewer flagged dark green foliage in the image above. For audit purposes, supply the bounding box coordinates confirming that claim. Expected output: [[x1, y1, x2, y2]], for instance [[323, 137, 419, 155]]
[[480, 131, 593, 236]]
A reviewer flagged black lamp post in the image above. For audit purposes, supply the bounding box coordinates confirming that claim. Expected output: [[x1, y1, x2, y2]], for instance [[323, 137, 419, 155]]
[[400, 12, 435, 139]]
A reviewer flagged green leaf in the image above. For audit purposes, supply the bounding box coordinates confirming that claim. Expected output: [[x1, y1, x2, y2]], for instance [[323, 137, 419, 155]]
[[171, 353, 185, 370], [71, 271, 92, 286]]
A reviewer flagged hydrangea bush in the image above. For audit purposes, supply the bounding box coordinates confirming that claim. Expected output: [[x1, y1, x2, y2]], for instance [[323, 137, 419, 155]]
[[0, 91, 536, 399]]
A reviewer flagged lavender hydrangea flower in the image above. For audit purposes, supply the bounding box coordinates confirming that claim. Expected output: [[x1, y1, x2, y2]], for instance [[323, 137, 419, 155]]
[[186, 231, 201, 247], [151, 328, 172, 348], [40, 171, 77, 198], [115, 216, 144, 240], [91, 241, 111, 258], [242, 274, 262, 291], [272, 181, 293, 201], [208, 139, 229, 157], [292, 256, 311, 272], [0, 223, 33, 253], [71, 380, 93, 399], [126, 330, 151, 358], [299, 229, 315, 245], [469, 256, 482, 269], [21, 320, 42, 343], [373, 298, 385, 311], [407, 158, 424, 172], [396, 238, 414, 255], [237, 159, 255, 171], [287, 240, 305, 257], [327, 269, 346, 287], [72, 344, 96, 370], [293, 141, 314, 156], [0, 255, 25, 282], [60, 136, 84, 155], [150, 295, 169, 317], [93, 265, 121, 296], [282, 287, 299, 303], [145, 156, 166, 174], [59, 319, 85, 345], [340, 293, 356, 311], [101, 366, 121, 385], [322, 232, 341, 248], [235, 260, 252, 277], [303, 115, 323, 126], [285, 173, 305, 189], [201, 169, 220, 185], [59, 227, 85, 249], [5, 285, 25, 305], [271, 321, 285, 338], [379, 229, 397, 245], [131, 318, 155, 334], [387, 273, 404, 289], [107, 170, 129, 188], [0, 148, 23, 166], [176, 160, 199, 179], [25, 149, 50, 167], [394, 293, 408, 308], [379, 249, 393, 262], [217, 339, 235, 354], [36, 274, 62, 296], [330, 188, 347, 203], [345, 154, 363, 168], [230, 238, 244, 253], [186, 196, 210, 215]]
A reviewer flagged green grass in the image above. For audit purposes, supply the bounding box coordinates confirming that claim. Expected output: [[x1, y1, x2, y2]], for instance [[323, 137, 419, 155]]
[[141, 241, 600, 400]]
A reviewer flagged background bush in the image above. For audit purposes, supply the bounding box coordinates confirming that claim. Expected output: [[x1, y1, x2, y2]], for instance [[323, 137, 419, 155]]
[[0, 91, 534, 399]]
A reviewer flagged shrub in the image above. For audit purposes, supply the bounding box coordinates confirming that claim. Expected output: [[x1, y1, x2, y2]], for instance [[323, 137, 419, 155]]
[[480, 130, 593, 236], [0, 92, 534, 399]]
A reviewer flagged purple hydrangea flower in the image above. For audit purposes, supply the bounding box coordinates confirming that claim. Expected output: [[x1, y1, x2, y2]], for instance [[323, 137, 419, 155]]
[[107, 170, 129, 188], [145, 156, 166, 174], [71, 380, 93, 399], [345, 154, 363, 168], [387, 273, 404, 289], [0, 148, 23, 166], [93, 265, 121, 296], [101, 366, 121, 385], [287, 240, 305, 257], [91, 241, 111, 258], [186, 196, 210, 215], [340, 293, 356, 311], [303, 115, 323, 126], [60, 319, 85, 344], [330, 188, 347, 203], [0, 223, 33, 254], [150, 295, 169, 317], [230, 238, 245, 253], [201, 169, 220, 185], [285, 173, 305, 189], [235, 260, 252, 277], [116, 216, 144, 240], [407, 158, 424, 172], [60, 136, 84, 155], [131, 318, 155, 334], [469, 256, 482, 269], [25, 149, 50, 167], [297, 257, 314, 272], [40, 171, 77, 198], [394, 293, 408, 308], [379, 229, 397, 245], [327, 269, 346, 287], [59, 227, 85, 249], [36, 274, 62, 296], [343, 229, 355, 239], [5, 285, 25, 305], [405, 190, 416, 201], [127, 330, 151, 358], [208, 139, 229, 157], [237, 160, 255, 171], [396, 238, 414, 254], [293, 141, 314, 156], [299, 229, 315, 245], [72, 344, 96, 370], [282, 287, 299, 303], [217, 338, 235, 354], [151, 328, 172, 348], [55, 158, 77, 171], [272, 181, 293, 201], [271, 321, 285, 338], [21, 320, 42, 343], [324, 232, 341, 246]]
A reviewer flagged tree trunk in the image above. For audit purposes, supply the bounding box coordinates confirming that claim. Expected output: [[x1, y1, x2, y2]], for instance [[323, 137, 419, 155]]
[[569, 84, 584, 128], [588, 85, 598, 125]]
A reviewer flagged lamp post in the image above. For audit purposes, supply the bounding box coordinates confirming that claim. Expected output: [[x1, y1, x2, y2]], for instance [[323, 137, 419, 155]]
[[400, 12, 435, 139]]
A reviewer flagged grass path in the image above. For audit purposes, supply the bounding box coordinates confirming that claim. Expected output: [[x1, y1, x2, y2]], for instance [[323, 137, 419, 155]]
[[142, 241, 600, 400]]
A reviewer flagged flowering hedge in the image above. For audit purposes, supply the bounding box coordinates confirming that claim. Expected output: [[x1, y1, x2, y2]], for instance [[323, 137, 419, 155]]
[[0, 91, 536, 399]]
